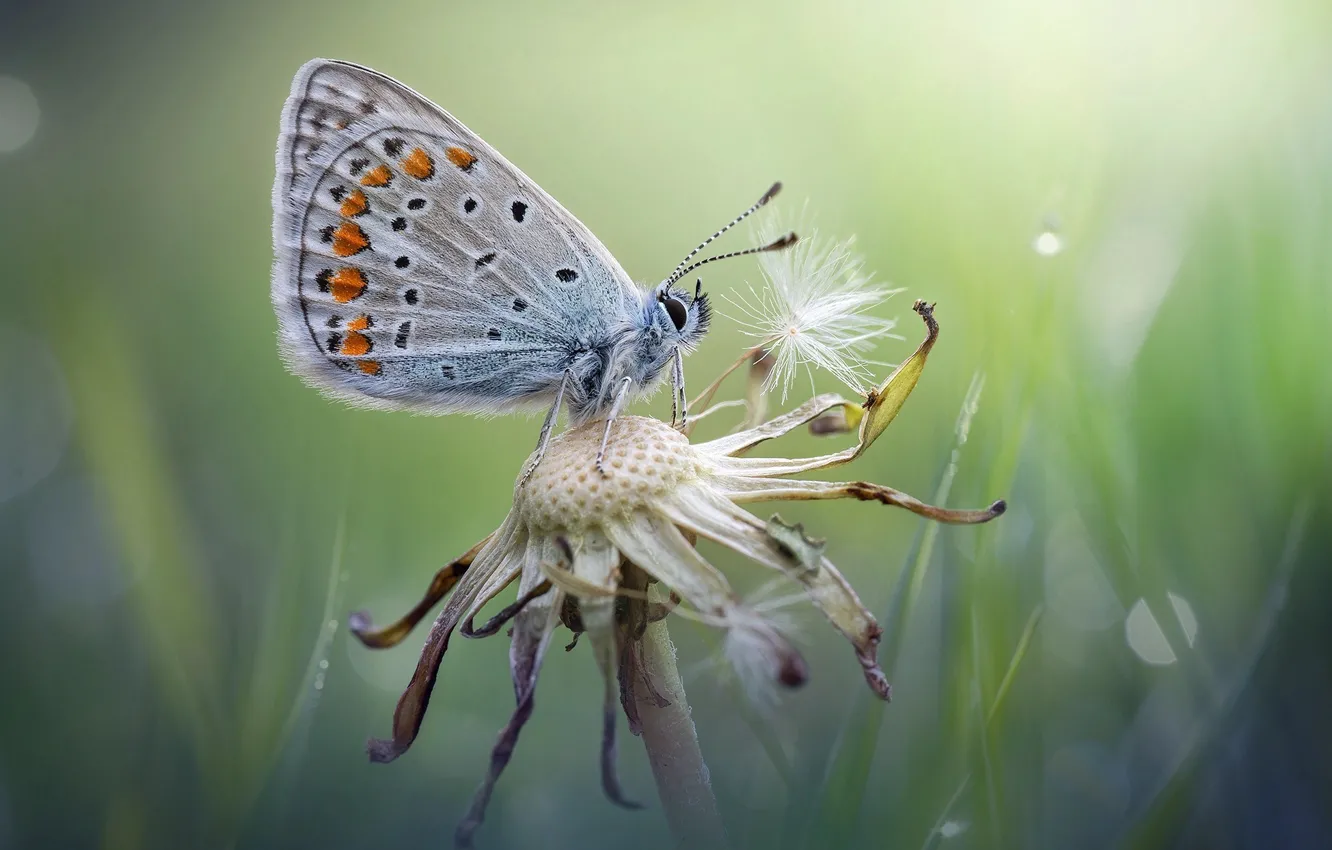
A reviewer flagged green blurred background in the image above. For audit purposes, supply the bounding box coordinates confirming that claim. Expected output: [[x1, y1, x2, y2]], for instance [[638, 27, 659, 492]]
[[2, 0, 1330, 847]]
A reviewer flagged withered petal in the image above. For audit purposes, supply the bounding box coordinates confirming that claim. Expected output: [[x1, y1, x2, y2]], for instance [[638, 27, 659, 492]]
[[660, 487, 890, 700], [694, 392, 848, 458], [456, 591, 563, 848], [454, 688, 537, 849], [594, 627, 642, 810], [604, 513, 738, 621], [366, 515, 520, 763], [349, 535, 489, 649], [365, 591, 467, 763], [460, 580, 553, 638], [718, 476, 1006, 524]]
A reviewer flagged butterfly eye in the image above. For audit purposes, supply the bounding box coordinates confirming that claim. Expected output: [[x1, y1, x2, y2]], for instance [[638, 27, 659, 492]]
[[662, 296, 688, 332]]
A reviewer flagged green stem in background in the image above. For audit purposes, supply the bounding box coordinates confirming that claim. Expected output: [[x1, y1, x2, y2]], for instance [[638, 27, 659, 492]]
[[634, 618, 730, 850]]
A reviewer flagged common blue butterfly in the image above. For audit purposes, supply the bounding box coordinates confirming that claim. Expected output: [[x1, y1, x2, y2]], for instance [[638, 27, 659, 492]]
[[272, 59, 793, 477]]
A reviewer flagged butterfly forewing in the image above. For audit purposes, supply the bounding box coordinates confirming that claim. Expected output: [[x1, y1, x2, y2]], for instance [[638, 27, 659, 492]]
[[272, 59, 638, 414]]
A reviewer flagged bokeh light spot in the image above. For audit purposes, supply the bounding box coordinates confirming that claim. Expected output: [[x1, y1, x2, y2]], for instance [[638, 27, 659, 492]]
[[0, 76, 40, 153], [1125, 592, 1198, 665], [1033, 230, 1064, 256]]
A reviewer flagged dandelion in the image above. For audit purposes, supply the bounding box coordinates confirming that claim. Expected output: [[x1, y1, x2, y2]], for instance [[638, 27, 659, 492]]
[[723, 219, 904, 400], [349, 300, 1004, 848]]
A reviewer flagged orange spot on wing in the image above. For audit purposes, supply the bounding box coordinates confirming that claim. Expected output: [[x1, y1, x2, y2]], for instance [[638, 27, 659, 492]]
[[330, 267, 367, 303], [341, 330, 372, 357], [445, 146, 476, 171], [402, 147, 436, 179], [332, 222, 370, 256], [347, 315, 371, 331], [340, 189, 368, 217], [358, 360, 383, 376], [360, 164, 393, 187]]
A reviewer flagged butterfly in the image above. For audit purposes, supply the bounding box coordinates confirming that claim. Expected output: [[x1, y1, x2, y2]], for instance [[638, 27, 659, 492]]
[[272, 59, 794, 479]]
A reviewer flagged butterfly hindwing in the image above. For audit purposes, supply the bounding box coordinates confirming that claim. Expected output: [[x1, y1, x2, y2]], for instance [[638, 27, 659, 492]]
[[272, 59, 639, 413]]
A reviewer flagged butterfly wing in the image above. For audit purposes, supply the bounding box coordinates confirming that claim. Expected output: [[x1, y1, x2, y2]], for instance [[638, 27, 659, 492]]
[[272, 59, 640, 415]]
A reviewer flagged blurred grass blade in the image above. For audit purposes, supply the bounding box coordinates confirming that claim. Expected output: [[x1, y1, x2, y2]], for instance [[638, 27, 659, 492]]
[[57, 302, 226, 782], [232, 515, 345, 828], [919, 603, 1044, 850], [1118, 499, 1309, 849], [986, 604, 1043, 726], [801, 370, 983, 849], [276, 517, 345, 755], [969, 608, 1001, 847]]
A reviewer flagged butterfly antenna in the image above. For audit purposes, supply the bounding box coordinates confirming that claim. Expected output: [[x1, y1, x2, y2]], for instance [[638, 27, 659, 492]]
[[668, 233, 798, 284], [664, 182, 784, 287]]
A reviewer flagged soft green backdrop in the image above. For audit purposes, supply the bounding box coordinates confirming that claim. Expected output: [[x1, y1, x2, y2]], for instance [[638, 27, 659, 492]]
[[1, 0, 1329, 848]]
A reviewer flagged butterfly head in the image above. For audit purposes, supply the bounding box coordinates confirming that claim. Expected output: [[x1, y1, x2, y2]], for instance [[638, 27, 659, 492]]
[[650, 278, 711, 353]]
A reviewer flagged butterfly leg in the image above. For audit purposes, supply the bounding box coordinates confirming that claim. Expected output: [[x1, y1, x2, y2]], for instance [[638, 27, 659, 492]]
[[596, 376, 634, 477], [671, 347, 688, 430], [518, 370, 572, 487]]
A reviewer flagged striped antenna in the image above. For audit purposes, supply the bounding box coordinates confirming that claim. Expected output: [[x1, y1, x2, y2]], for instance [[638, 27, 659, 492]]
[[664, 182, 785, 286], [666, 233, 798, 285]]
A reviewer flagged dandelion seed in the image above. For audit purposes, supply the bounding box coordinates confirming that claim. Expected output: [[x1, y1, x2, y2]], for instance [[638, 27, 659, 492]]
[[722, 216, 903, 401]]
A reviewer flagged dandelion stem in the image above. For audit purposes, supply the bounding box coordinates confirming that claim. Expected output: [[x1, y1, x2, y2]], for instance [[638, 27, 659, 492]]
[[635, 617, 730, 849]]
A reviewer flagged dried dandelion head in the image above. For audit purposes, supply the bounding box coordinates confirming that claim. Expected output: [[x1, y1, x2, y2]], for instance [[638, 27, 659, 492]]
[[348, 300, 1004, 848]]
